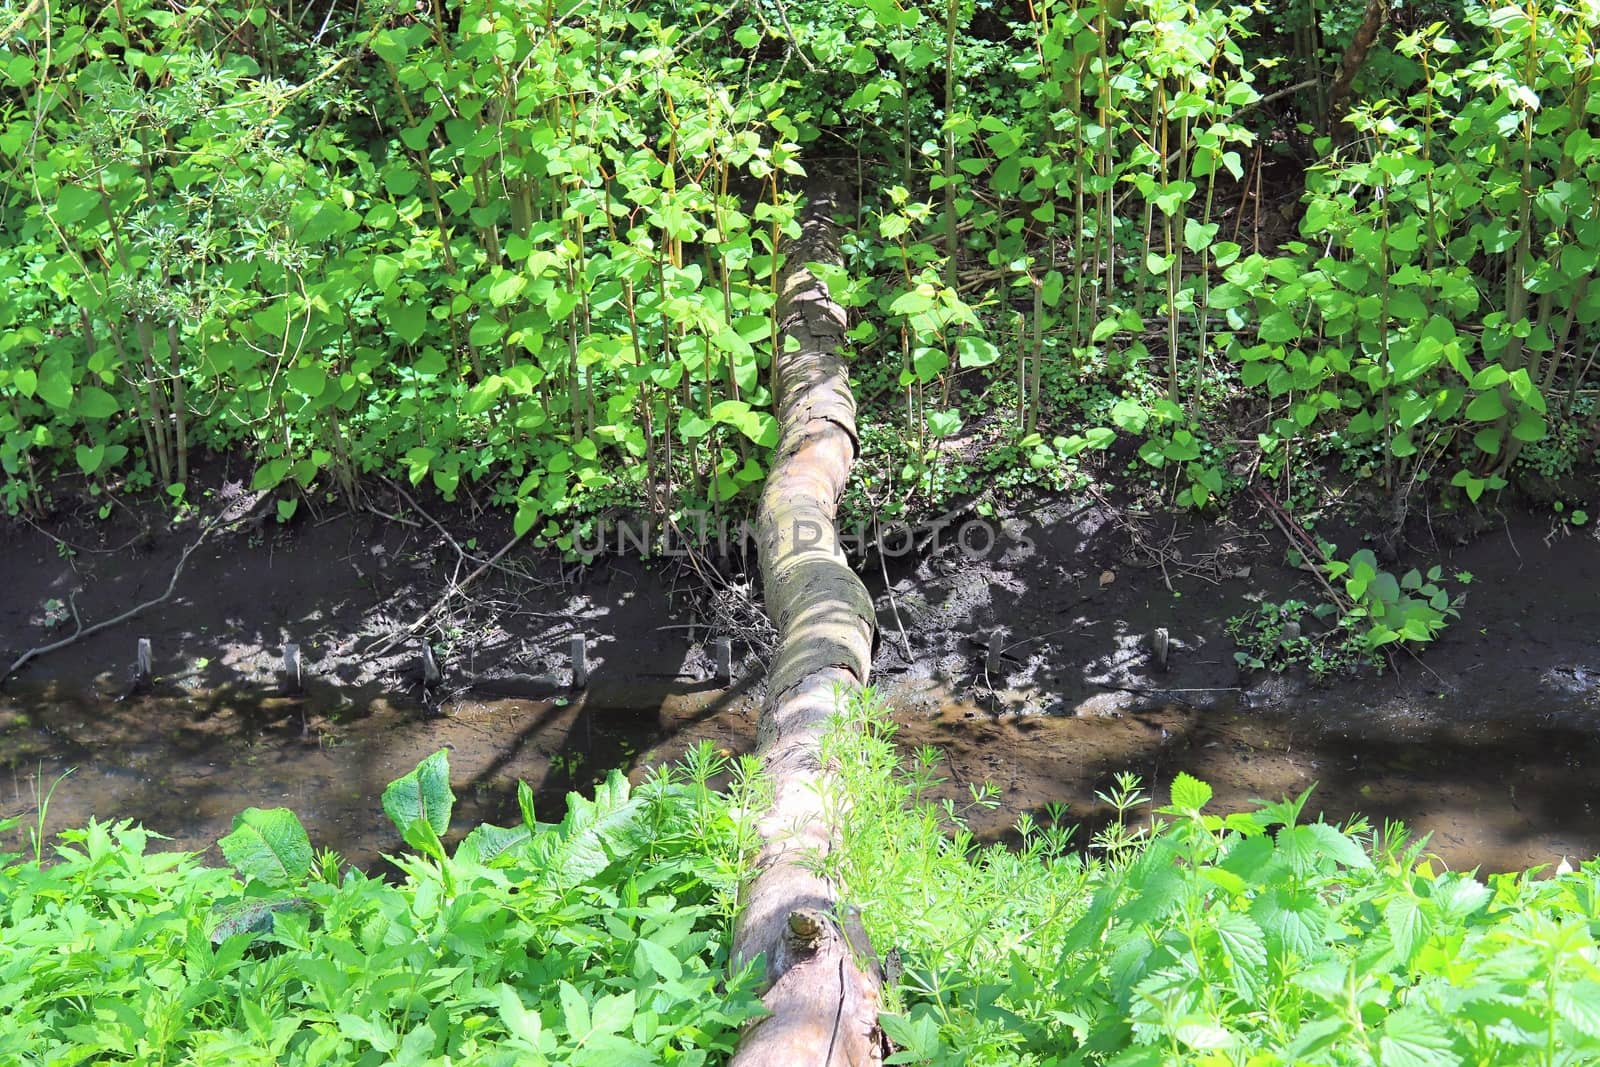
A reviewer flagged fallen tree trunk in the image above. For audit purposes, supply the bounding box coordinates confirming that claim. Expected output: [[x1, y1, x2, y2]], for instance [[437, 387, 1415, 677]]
[[729, 179, 882, 1065]]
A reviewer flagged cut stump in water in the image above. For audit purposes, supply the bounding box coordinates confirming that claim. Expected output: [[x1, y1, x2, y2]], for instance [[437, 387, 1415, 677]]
[[730, 179, 882, 1065]]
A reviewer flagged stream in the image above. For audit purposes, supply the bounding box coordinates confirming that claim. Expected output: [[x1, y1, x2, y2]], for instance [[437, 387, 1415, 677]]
[[5, 673, 1598, 874]]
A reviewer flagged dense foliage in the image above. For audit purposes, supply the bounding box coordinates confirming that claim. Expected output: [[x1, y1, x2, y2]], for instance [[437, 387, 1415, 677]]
[[9, 706, 1600, 1064], [0, 746, 766, 1063], [3, 0, 1595, 546]]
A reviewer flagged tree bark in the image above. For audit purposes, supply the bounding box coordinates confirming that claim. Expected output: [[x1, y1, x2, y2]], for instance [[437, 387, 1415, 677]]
[[730, 179, 883, 1066], [1327, 0, 1388, 146]]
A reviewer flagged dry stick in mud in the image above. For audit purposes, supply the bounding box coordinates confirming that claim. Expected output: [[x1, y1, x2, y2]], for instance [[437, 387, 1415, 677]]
[[365, 529, 525, 659], [2, 494, 268, 685], [729, 181, 883, 1066]]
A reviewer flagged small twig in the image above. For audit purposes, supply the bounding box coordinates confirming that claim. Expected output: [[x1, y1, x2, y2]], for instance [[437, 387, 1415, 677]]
[[363, 502, 422, 528], [999, 621, 1094, 656], [366, 529, 526, 658], [22, 515, 149, 557], [3, 498, 262, 684], [1503, 512, 1523, 568], [870, 507, 913, 661]]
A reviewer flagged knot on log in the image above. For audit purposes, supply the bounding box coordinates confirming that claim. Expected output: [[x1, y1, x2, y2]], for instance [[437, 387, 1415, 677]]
[[785, 908, 828, 952]]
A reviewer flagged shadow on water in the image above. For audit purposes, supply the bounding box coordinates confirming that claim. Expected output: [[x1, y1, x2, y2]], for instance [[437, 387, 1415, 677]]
[[904, 699, 1600, 873], [5, 665, 1600, 874], [0, 662, 762, 872]]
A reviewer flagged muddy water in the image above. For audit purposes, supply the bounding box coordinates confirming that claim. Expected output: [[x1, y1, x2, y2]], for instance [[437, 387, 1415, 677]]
[[4, 675, 1597, 874]]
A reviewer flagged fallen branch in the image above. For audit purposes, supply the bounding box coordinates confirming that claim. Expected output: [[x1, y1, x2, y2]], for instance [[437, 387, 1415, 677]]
[[1252, 485, 1353, 617], [365, 528, 526, 659], [2, 496, 264, 685]]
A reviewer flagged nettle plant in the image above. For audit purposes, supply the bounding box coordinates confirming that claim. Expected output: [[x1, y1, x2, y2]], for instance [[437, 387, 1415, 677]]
[[1, 745, 766, 1062]]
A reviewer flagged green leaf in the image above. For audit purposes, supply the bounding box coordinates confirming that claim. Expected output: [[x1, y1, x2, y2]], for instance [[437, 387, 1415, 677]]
[[1385, 894, 1427, 963], [1258, 312, 1300, 344], [1251, 884, 1326, 959], [218, 807, 313, 887], [373, 255, 402, 291], [955, 335, 1001, 368], [1512, 412, 1547, 443], [1210, 910, 1267, 998], [514, 498, 541, 538], [738, 411, 780, 448], [558, 981, 589, 1036], [74, 443, 105, 474], [53, 184, 102, 226], [75, 386, 120, 419], [392, 302, 429, 346], [494, 984, 543, 1045], [1170, 772, 1212, 812], [888, 286, 936, 316], [382, 749, 455, 838], [927, 409, 962, 437], [1111, 398, 1149, 434], [912, 346, 948, 382], [1464, 391, 1505, 421], [286, 365, 327, 399], [432, 463, 460, 498], [1557, 981, 1600, 1039], [469, 316, 506, 347], [412, 349, 447, 376], [636, 937, 684, 982], [488, 271, 526, 307], [1378, 1006, 1455, 1067], [881, 1012, 942, 1062], [335, 1012, 397, 1053], [1183, 218, 1219, 252], [37, 368, 72, 410], [544, 770, 647, 889], [1451, 469, 1489, 502]]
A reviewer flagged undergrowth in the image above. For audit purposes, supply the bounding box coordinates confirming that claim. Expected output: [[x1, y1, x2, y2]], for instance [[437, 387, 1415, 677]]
[[0, 745, 767, 1065], [8, 696, 1600, 1064], [826, 693, 1600, 1066]]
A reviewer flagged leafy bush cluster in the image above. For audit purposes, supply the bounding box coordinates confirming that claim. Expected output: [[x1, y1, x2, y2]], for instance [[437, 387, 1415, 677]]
[[3, 0, 1595, 538], [1, 0, 794, 533], [0, 746, 765, 1064], [824, 697, 1600, 1066], [9, 701, 1600, 1064]]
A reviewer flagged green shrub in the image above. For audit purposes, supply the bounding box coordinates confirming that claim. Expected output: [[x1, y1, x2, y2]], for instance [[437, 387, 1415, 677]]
[[0, 745, 765, 1064], [825, 692, 1600, 1066]]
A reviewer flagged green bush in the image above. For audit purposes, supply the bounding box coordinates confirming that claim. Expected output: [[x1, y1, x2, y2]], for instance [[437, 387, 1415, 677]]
[[823, 693, 1600, 1066], [1, 0, 795, 528], [0, 745, 765, 1064]]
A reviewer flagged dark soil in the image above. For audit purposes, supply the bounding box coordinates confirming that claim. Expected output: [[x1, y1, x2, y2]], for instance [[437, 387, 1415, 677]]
[[2, 482, 1597, 873]]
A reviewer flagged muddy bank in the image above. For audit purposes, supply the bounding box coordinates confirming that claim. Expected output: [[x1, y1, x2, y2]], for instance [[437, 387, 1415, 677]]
[[2, 491, 1598, 872]]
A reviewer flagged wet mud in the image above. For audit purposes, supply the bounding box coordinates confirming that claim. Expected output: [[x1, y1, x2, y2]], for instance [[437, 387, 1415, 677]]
[[2, 493, 1597, 873]]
